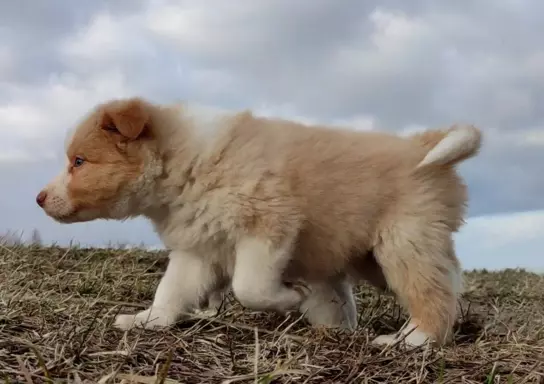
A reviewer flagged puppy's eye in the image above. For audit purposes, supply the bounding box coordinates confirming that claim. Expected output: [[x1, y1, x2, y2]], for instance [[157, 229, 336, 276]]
[[73, 156, 85, 167]]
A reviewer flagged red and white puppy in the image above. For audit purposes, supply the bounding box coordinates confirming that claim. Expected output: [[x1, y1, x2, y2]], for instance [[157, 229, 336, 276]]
[[38, 97, 481, 347]]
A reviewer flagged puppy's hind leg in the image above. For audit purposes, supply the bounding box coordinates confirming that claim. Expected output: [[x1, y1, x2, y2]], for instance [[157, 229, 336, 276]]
[[193, 285, 229, 318], [232, 237, 308, 313], [300, 278, 358, 331], [372, 224, 461, 347]]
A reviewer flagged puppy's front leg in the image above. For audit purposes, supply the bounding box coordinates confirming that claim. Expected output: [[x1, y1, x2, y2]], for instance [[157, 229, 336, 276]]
[[232, 237, 308, 312], [114, 250, 216, 331]]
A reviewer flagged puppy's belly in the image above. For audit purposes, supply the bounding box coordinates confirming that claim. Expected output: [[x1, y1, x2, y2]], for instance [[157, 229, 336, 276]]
[[283, 249, 388, 291], [349, 250, 389, 291]]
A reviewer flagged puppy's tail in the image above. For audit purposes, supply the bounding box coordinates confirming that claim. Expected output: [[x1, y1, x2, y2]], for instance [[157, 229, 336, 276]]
[[411, 124, 482, 169]]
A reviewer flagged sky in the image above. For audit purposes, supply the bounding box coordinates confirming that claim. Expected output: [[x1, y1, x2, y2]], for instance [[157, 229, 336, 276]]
[[0, 0, 542, 271]]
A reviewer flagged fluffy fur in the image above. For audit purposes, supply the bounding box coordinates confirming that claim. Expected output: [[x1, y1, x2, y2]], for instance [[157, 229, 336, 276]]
[[37, 97, 482, 347]]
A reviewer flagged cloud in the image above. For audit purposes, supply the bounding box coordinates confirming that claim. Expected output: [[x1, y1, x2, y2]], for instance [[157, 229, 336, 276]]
[[0, 149, 55, 164], [0, 104, 48, 139], [59, 12, 155, 70], [0, 0, 543, 271], [456, 210, 544, 272], [0, 69, 134, 163], [0, 44, 14, 80]]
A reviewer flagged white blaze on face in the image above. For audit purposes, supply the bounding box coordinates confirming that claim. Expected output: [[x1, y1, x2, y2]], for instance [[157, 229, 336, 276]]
[[39, 127, 79, 219], [42, 161, 75, 219]]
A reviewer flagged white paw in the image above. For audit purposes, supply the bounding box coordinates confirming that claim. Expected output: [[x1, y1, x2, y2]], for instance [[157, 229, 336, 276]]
[[342, 316, 358, 332], [114, 308, 177, 331], [302, 304, 357, 331], [192, 307, 219, 318], [341, 304, 358, 331], [403, 328, 432, 346], [372, 328, 432, 347], [372, 334, 398, 346]]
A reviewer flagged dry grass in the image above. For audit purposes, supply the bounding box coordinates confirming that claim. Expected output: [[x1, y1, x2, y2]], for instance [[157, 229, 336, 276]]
[[0, 244, 543, 383]]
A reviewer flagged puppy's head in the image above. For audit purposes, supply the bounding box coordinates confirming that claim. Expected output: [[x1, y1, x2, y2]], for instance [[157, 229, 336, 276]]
[[37, 97, 161, 223]]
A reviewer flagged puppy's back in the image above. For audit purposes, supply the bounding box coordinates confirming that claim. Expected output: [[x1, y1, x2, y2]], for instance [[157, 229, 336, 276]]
[[238, 119, 430, 280]]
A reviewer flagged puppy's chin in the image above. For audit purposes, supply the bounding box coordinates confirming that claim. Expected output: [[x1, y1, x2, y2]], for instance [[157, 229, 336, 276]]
[[47, 208, 102, 224], [48, 213, 85, 224]]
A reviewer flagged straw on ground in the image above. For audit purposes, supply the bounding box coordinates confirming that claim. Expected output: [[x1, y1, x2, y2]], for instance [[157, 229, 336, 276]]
[[1, 244, 542, 383]]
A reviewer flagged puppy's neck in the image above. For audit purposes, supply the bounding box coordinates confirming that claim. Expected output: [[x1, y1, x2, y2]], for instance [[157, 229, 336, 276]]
[[140, 102, 250, 217], [181, 102, 237, 146]]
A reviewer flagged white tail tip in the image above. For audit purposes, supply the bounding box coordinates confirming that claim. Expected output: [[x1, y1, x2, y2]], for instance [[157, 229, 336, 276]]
[[417, 125, 481, 168]]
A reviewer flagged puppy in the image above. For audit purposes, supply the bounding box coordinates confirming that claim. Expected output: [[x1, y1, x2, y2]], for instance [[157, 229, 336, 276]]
[[37, 97, 481, 346]]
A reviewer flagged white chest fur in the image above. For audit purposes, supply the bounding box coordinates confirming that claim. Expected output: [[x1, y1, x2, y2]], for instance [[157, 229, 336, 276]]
[[151, 200, 237, 280]]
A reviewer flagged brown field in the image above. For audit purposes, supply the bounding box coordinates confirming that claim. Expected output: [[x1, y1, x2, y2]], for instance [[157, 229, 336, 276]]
[[0, 244, 542, 383]]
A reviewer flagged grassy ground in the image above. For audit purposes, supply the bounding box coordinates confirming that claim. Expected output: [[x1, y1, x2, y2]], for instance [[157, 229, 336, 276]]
[[0, 244, 542, 383]]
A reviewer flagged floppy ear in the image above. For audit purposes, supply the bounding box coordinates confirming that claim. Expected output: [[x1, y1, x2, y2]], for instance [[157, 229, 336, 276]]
[[101, 98, 149, 140]]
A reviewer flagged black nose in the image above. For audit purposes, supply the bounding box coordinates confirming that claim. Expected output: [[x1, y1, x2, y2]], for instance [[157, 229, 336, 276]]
[[36, 191, 47, 207]]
